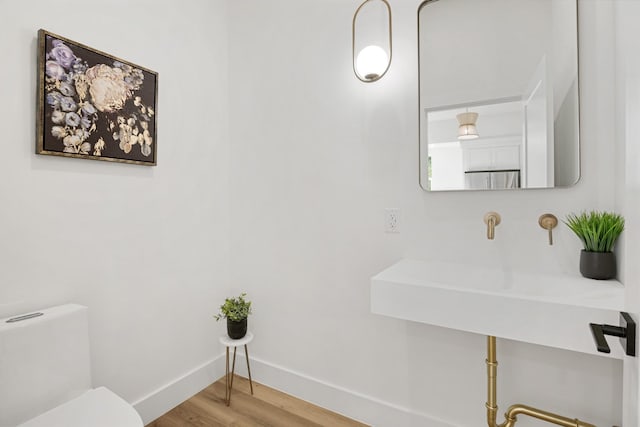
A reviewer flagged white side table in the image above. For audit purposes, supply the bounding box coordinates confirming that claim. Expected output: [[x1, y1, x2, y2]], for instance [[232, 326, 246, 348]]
[[219, 332, 254, 406]]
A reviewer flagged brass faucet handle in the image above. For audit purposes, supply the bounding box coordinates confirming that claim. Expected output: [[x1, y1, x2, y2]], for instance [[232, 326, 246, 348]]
[[483, 212, 501, 226], [483, 212, 501, 240], [538, 213, 558, 245]]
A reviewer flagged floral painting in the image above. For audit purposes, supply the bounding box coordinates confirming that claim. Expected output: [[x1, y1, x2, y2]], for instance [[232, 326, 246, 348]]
[[37, 29, 158, 165]]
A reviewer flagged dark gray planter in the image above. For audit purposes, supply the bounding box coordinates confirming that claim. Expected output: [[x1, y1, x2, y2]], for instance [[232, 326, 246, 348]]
[[580, 250, 616, 280], [227, 318, 247, 339]]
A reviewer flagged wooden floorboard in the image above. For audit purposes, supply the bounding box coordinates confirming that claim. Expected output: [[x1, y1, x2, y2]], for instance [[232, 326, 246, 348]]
[[147, 375, 369, 427]]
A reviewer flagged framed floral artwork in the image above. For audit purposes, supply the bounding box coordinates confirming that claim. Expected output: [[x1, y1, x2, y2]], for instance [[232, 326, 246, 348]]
[[37, 29, 158, 166]]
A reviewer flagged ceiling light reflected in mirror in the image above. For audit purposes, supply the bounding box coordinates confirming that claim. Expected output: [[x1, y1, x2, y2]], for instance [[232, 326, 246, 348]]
[[456, 111, 479, 140]]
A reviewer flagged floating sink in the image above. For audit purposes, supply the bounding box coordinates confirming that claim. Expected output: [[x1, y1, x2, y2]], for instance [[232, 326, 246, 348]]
[[371, 259, 626, 358]]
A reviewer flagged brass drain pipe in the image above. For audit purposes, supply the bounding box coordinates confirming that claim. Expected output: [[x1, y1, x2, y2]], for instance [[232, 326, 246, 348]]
[[486, 336, 597, 427]]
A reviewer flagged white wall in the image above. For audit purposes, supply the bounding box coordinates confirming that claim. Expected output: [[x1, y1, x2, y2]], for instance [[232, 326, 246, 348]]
[[0, 0, 230, 422], [615, 1, 640, 425], [228, 1, 622, 426], [0, 1, 629, 426]]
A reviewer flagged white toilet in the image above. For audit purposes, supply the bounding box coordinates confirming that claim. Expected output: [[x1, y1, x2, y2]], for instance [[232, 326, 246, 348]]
[[0, 304, 143, 427]]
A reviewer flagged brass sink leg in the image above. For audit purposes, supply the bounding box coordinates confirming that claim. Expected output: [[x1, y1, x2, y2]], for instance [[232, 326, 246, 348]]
[[486, 336, 596, 427], [486, 336, 499, 427]]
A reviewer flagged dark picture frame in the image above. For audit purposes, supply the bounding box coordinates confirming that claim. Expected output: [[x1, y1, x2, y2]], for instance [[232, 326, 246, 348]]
[[37, 29, 158, 166]]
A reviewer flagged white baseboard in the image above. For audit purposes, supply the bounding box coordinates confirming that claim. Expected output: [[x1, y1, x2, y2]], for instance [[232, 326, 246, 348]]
[[132, 355, 225, 425], [232, 352, 457, 427], [132, 351, 456, 427]]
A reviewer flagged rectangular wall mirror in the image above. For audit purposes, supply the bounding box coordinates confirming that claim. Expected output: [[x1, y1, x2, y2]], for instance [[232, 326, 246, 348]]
[[418, 0, 580, 191]]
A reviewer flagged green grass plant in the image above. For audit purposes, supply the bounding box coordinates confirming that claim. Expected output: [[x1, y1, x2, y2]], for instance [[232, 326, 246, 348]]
[[564, 211, 624, 253]]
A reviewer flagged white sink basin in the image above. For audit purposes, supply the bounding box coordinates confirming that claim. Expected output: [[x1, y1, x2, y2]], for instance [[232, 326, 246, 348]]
[[371, 259, 626, 358]]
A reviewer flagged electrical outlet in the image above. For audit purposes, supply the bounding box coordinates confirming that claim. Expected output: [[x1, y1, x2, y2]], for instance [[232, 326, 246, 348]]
[[385, 208, 400, 233]]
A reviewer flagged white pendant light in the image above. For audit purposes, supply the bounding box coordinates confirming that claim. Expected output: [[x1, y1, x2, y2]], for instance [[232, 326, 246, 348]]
[[456, 111, 479, 140], [352, 0, 392, 83]]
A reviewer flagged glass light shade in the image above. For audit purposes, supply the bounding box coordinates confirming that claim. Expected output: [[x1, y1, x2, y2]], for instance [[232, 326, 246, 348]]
[[356, 45, 389, 81], [456, 112, 479, 140], [458, 124, 479, 140]]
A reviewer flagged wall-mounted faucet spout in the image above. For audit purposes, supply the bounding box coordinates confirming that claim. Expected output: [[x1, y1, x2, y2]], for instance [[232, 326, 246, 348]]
[[538, 214, 558, 245], [484, 212, 501, 240], [486, 336, 596, 427]]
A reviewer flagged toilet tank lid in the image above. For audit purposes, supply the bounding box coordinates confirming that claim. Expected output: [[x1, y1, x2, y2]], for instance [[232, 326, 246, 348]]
[[0, 304, 87, 331], [16, 387, 143, 427]]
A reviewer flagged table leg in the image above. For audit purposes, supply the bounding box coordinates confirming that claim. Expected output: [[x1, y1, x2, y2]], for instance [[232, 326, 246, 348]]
[[225, 346, 230, 406], [230, 347, 237, 391], [245, 344, 254, 395]]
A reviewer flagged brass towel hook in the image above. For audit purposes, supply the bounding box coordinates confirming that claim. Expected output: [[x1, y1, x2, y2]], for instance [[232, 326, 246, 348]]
[[538, 214, 558, 245]]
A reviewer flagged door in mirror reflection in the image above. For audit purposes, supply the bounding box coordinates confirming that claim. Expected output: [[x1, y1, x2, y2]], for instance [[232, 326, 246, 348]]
[[418, 0, 579, 191]]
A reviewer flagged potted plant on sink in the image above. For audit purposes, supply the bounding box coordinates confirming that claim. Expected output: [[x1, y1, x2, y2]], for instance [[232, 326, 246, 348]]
[[565, 211, 625, 280], [214, 292, 252, 339]]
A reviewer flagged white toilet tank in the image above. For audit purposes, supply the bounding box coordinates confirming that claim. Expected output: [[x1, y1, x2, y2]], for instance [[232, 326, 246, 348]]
[[0, 304, 92, 426], [0, 304, 142, 427]]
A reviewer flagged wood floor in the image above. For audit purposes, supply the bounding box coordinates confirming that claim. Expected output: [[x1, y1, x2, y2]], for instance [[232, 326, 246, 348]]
[[146, 375, 369, 427]]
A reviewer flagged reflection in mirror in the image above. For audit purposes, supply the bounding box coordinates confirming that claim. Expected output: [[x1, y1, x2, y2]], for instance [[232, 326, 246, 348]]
[[353, 0, 392, 82], [418, 0, 579, 191]]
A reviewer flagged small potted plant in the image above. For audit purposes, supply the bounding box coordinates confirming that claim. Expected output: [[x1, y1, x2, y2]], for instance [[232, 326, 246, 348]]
[[214, 293, 252, 339], [564, 211, 625, 280]]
